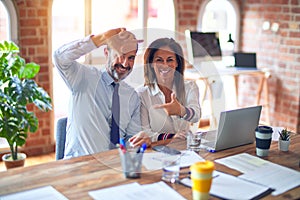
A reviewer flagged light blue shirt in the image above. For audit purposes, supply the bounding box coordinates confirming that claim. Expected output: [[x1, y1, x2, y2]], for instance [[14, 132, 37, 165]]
[[53, 36, 141, 158]]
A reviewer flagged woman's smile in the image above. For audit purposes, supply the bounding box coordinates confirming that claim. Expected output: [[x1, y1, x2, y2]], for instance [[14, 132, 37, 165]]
[[158, 67, 172, 75]]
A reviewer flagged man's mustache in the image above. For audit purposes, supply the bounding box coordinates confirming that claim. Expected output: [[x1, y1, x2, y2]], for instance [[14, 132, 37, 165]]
[[114, 64, 131, 71]]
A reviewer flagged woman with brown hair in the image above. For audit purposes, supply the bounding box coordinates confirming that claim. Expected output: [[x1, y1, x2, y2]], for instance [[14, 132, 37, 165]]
[[130, 38, 201, 143]]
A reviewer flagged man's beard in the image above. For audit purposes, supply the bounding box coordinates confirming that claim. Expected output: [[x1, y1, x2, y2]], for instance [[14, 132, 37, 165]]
[[108, 62, 132, 81]]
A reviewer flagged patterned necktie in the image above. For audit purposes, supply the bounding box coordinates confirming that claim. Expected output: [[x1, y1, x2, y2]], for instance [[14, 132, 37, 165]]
[[111, 82, 120, 145]]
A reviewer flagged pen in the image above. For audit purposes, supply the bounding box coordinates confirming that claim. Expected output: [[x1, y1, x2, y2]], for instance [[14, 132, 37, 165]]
[[140, 143, 147, 153], [207, 149, 215, 153], [119, 144, 126, 153], [136, 143, 147, 153], [179, 173, 219, 179], [179, 171, 191, 175], [119, 138, 126, 148], [213, 174, 219, 179]]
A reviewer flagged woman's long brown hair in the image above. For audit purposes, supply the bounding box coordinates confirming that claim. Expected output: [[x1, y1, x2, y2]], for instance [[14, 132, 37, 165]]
[[144, 38, 186, 105]]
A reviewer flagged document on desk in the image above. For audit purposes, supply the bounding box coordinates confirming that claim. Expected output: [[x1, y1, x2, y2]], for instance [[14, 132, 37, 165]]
[[142, 150, 204, 170], [180, 170, 272, 200], [215, 153, 300, 195], [0, 185, 68, 200], [88, 181, 186, 200]]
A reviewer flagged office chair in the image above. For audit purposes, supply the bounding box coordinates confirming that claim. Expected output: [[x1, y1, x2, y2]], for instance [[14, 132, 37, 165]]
[[55, 117, 67, 160]]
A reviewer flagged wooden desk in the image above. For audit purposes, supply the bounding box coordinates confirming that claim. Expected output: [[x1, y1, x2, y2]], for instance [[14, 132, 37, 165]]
[[185, 66, 271, 128], [0, 134, 299, 200]]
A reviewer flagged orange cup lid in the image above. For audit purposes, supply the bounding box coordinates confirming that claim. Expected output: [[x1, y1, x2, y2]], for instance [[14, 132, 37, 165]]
[[190, 160, 215, 173]]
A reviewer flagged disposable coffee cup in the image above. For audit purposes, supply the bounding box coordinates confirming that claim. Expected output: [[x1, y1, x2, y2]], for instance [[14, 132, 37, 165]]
[[255, 126, 273, 157], [190, 160, 215, 200]]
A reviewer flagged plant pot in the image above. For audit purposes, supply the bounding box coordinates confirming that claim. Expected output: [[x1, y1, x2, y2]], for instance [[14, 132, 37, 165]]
[[278, 139, 290, 152], [2, 153, 27, 169]]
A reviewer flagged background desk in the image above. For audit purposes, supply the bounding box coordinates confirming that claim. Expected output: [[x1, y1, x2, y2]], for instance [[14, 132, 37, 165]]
[[0, 134, 299, 200], [185, 65, 271, 128]]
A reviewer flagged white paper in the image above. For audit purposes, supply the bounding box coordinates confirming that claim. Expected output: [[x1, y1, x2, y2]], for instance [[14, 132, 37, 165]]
[[140, 181, 186, 200], [142, 150, 204, 170], [239, 162, 300, 195], [180, 171, 271, 200], [88, 183, 141, 200], [88, 181, 186, 200], [215, 153, 300, 195], [179, 150, 205, 167], [215, 153, 269, 173], [0, 186, 68, 200]]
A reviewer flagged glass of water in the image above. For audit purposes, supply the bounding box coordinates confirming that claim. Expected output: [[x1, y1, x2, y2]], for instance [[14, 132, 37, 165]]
[[161, 154, 181, 183], [187, 131, 203, 151]]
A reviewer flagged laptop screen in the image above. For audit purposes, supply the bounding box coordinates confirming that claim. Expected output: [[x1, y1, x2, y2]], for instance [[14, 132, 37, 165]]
[[201, 106, 262, 152], [234, 52, 257, 68]]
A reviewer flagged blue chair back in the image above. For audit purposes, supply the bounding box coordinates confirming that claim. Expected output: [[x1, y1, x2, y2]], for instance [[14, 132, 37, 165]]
[[55, 117, 67, 160]]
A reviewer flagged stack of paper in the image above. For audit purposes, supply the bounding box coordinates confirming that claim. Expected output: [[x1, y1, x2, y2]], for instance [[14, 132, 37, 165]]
[[215, 153, 300, 195]]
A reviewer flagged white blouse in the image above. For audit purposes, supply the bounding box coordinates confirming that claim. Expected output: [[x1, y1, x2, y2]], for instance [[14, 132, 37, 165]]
[[137, 80, 201, 142]]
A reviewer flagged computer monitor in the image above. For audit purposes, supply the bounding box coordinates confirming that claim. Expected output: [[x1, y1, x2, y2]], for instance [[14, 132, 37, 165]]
[[185, 30, 222, 64]]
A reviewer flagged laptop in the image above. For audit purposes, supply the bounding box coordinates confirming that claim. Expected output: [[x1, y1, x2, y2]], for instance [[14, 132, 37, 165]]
[[233, 52, 257, 69], [201, 105, 262, 152]]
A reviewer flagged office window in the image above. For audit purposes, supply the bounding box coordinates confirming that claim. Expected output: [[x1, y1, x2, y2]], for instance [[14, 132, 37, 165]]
[[145, 0, 175, 46], [0, 2, 8, 40], [198, 0, 240, 55], [52, 0, 85, 62], [195, 0, 241, 124], [52, 0, 86, 126], [0, 0, 17, 42], [0, 0, 18, 149], [0, 0, 8, 148]]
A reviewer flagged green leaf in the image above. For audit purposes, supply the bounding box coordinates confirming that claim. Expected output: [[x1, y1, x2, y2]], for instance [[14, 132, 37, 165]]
[[0, 41, 19, 53], [19, 62, 40, 79], [15, 133, 27, 147]]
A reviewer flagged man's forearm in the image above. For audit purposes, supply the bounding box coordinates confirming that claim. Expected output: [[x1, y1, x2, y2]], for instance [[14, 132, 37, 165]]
[[91, 28, 125, 47]]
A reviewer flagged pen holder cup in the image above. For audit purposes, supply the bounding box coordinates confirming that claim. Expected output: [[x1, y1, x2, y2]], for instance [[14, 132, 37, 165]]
[[119, 149, 143, 179]]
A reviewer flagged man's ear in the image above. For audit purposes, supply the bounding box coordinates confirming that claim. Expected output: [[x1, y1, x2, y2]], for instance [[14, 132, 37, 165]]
[[104, 47, 109, 57]]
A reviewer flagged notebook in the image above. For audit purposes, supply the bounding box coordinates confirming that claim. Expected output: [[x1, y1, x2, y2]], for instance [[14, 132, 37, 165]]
[[233, 52, 257, 69], [201, 105, 262, 152]]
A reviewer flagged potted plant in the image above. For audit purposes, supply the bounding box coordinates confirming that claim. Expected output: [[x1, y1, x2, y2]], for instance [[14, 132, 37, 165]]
[[0, 41, 52, 169], [278, 128, 291, 152]]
